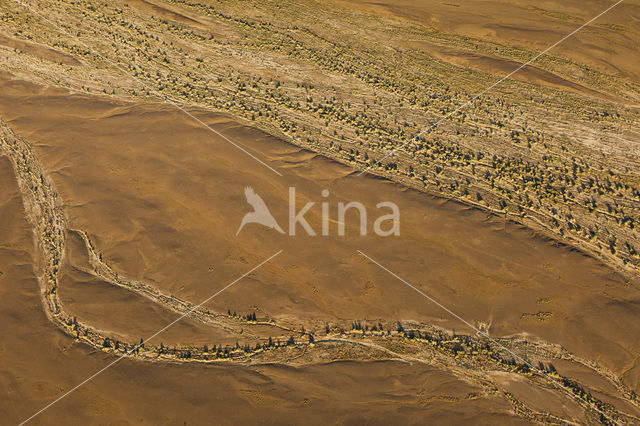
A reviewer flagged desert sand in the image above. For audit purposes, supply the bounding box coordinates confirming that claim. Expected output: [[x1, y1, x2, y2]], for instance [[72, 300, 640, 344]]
[[2, 0, 640, 424]]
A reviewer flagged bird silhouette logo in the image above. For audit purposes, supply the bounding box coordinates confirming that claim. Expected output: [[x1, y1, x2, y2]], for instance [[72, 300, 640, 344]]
[[236, 186, 285, 235]]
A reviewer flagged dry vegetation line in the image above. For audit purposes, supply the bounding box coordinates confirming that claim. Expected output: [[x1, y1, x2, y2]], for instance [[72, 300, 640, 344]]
[[10, 0, 283, 177], [18, 250, 282, 426], [357, 250, 623, 425], [359, 0, 625, 176]]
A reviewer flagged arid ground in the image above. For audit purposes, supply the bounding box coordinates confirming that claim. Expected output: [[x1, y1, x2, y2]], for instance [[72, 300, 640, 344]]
[[1, 0, 640, 424]]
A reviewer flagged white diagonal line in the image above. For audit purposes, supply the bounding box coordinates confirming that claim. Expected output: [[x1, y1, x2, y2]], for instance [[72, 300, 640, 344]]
[[19, 250, 283, 425], [358, 0, 624, 176], [9, 0, 283, 177], [357, 249, 620, 425]]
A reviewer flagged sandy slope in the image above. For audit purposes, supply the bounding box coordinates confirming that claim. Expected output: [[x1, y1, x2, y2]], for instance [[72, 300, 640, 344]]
[[1, 69, 640, 401], [1, 152, 529, 423]]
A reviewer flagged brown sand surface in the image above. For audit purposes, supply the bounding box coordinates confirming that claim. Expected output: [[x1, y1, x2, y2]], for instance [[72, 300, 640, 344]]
[[1, 72, 640, 398], [1, 0, 639, 423], [1, 152, 534, 424], [325, 0, 640, 85], [0, 33, 82, 66]]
